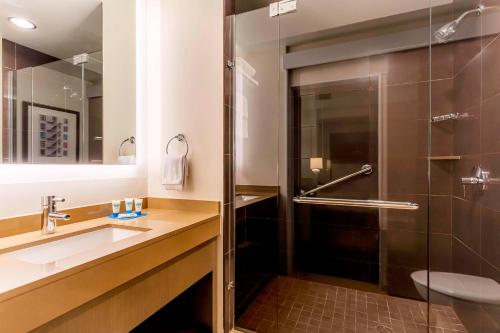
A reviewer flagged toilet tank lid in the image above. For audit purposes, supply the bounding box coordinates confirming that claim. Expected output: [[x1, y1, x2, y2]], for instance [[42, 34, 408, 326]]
[[411, 270, 500, 305]]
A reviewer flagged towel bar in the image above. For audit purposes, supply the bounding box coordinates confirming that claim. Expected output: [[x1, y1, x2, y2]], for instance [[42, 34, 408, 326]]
[[293, 197, 419, 210]]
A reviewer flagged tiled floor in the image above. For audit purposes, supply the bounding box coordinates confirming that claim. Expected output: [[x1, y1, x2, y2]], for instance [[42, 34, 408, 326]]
[[236, 276, 467, 333]]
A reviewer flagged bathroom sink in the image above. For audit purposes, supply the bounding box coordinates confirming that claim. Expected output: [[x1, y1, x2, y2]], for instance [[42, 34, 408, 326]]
[[237, 195, 260, 201], [6, 226, 146, 265]]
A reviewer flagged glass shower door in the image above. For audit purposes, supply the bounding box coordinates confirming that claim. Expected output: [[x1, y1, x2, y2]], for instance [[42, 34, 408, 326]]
[[428, 1, 500, 332], [81, 51, 103, 164], [233, 5, 281, 333], [23, 52, 102, 165], [279, 1, 434, 332], [230, 1, 499, 332], [234, 0, 500, 333]]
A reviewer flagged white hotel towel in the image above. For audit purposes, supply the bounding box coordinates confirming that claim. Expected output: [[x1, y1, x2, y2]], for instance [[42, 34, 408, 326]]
[[117, 155, 136, 165], [162, 154, 188, 190]]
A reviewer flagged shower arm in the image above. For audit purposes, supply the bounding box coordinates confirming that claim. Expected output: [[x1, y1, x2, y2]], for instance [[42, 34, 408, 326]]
[[299, 164, 372, 198], [442, 4, 500, 30], [456, 6, 483, 22]]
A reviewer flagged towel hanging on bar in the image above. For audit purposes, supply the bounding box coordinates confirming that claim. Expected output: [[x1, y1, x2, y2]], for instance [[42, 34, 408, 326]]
[[162, 134, 189, 190]]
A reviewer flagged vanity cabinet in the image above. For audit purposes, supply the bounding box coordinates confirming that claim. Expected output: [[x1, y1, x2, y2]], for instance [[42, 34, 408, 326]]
[[0, 208, 220, 333], [33, 240, 217, 333]]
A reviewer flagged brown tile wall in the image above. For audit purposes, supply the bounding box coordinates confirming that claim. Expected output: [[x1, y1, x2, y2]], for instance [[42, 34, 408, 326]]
[[293, 78, 381, 284], [290, 43, 455, 299], [286, 24, 500, 327], [235, 197, 279, 320], [444, 1, 500, 331], [377, 43, 455, 300]]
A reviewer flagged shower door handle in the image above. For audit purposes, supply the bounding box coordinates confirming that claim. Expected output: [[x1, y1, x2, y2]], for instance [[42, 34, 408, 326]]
[[299, 164, 373, 198], [293, 197, 419, 210]]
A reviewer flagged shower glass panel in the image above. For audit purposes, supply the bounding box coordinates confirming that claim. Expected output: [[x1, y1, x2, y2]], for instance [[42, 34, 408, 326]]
[[233, 4, 281, 332], [30, 57, 84, 164], [232, 0, 500, 332], [17, 53, 102, 165], [428, 1, 500, 332], [278, 1, 436, 331], [85, 52, 104, 164]]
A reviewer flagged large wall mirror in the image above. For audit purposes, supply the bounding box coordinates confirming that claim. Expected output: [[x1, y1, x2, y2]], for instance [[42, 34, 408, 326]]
[[0, 0, 137, 165]]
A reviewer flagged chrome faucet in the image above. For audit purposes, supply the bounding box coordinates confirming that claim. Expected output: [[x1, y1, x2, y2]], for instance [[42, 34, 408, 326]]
[[41, 196, 71, 235]]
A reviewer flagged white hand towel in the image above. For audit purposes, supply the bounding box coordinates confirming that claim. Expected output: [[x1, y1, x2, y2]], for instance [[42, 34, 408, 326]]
[[162, 154, 188, 190], [117, 155, 136, 165]]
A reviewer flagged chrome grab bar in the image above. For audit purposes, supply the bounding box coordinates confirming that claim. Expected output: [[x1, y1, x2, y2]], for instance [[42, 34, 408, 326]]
[[299, 164, 372, 198], [293, 197, 419, 210]]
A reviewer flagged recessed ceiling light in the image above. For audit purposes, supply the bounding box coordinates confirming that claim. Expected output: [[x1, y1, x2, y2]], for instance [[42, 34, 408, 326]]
[[8, 17, 36, 29]]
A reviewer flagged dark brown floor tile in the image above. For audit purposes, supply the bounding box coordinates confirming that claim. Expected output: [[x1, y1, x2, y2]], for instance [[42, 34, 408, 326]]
[[238, 276, 467, 332]]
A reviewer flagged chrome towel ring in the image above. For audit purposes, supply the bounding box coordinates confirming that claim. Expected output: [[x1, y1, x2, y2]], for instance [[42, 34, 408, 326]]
[[119, 136, 136, 156], [166, 134, 189, 157]]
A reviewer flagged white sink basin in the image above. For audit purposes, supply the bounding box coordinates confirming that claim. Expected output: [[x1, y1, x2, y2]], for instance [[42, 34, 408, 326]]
[[237, 195, 260, 201], [7, 226, 146, 265]]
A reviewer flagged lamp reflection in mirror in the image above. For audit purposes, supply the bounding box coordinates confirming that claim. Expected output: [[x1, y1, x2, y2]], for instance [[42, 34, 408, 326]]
[[310, 157, 323, 174]]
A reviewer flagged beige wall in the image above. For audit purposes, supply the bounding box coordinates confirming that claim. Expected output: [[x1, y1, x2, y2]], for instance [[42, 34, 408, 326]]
[[146, 0, 224, 202], [143, 3, 224, 331], [102, 0, 137, 164]]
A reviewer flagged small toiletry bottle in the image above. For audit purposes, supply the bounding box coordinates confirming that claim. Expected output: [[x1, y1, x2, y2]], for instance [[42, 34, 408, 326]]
[[135, 198, 143, 215], [111, 200, 121, 217], [125, 198, 134, 213]]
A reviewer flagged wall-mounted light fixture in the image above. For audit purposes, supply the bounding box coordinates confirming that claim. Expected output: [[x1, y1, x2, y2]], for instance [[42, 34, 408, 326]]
[[310, 157, 323, 174]]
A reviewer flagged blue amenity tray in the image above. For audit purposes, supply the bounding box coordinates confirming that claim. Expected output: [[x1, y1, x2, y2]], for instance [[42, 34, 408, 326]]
[[107, 212, 148, 221]]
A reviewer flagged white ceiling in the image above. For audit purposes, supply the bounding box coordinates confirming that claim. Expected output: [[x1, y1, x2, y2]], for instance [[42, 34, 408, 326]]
[[0, 0, 102, 60]]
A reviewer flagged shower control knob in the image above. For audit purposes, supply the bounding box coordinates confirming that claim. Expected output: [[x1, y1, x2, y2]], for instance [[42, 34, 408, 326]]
[[461, 166, 490, 191]]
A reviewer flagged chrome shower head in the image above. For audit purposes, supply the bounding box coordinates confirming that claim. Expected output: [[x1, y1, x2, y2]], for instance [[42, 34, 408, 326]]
[[434, 6, 483, 43], [434, 19, 460, 43]]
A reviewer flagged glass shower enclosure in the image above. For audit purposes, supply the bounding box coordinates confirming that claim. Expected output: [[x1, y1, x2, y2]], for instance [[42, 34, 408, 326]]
[[4, 51, 102, 164], [231, 0, 500, 332]]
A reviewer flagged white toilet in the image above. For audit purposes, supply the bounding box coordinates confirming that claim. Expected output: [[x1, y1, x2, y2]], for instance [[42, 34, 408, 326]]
[[411, 270, 500, 306]]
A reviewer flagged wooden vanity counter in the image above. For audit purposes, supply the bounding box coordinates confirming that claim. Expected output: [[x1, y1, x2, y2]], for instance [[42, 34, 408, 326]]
[[0, 206, 220, 333]]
